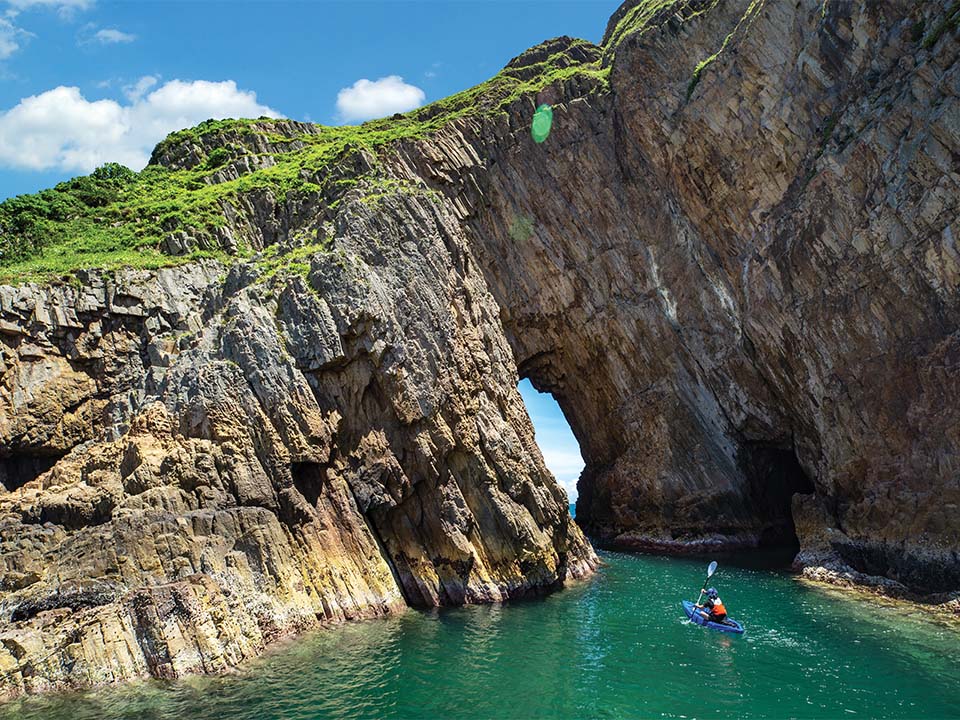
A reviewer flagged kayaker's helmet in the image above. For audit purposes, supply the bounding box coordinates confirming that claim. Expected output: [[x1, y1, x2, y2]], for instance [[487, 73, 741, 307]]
[[707, 588, 718, 598]]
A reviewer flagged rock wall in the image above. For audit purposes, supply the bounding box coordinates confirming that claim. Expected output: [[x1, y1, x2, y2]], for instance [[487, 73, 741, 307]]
[[0, 189, 594, 695], [0, 0, 958, 698], [393, 0, 959, 592]]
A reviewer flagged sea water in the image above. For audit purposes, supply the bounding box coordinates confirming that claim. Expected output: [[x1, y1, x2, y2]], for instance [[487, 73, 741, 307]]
[[3, 550, 959, 719]]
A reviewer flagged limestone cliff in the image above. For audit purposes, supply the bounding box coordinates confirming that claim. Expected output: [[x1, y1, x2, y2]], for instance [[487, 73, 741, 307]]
[[1, 0, 958, 697]]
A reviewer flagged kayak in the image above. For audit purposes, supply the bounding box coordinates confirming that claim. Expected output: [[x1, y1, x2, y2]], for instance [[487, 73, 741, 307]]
[[682, 600, 745, 635]]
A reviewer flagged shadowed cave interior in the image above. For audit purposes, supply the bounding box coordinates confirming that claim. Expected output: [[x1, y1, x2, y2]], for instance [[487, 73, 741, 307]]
[[739, 443, 815, 555], [0, 452, 63, 492]]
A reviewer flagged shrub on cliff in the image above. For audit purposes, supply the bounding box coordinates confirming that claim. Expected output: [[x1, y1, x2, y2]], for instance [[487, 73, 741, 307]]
[[0, 163, 137, 265]]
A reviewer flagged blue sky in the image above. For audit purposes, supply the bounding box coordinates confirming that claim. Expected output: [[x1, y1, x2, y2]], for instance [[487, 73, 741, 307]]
[[0, 0, 599, 494], [518, 379, 583, 501], [0, 0, 619, 200]]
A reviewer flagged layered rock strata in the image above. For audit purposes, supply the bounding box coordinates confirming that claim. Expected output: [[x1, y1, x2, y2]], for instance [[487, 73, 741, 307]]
[[0, 190, 594, 695], [393, 0, 959, 593], [1, 0, 959, 697]]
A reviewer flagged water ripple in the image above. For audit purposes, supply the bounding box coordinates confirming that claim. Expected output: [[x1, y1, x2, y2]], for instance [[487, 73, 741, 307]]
[[3, 551, 959, 719]]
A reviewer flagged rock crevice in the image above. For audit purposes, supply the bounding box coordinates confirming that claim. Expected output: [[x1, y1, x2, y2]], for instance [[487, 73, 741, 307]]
[[1, 0, 958, 697]]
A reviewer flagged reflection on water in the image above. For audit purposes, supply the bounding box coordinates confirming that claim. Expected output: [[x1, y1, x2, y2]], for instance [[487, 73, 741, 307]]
[[3, 551, 959, 720]]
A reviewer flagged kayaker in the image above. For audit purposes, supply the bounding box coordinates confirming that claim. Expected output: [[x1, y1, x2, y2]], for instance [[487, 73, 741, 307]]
[[696, 588, 728, 623]]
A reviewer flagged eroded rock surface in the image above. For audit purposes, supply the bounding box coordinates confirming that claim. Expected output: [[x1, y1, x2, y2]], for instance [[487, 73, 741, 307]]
[[1, 0, 958, 697], [0, 191, 594, 695]]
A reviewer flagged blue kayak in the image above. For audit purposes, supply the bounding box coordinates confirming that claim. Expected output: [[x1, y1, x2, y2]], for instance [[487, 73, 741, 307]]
[[682, 600, 745, 635]]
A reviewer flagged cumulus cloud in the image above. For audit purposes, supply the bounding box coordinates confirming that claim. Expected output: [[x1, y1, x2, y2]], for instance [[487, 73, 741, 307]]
[[122, 74, 156, 102], [541, 448, 584, 500], [0, 78, 281, 173], [0, 16, 31, 58], [90, 27, 135, 44], [335, 75, 424, 123], [7, 0, 93, 14], [77, 23, 135, 45]]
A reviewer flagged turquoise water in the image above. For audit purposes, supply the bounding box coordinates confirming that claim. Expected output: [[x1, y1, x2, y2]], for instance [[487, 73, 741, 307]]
[[3, 550, 959, 719]]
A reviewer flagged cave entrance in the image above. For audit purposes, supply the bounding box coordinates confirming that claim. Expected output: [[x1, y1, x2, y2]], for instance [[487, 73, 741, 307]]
[[739, 443, 815, 557], [291, 461, 325, 507], [517, 378, 583, 512], [0, 452, 63, 492]]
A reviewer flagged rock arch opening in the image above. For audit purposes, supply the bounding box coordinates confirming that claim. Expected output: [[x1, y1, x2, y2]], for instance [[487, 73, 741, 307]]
[[517, 378, 584, 509]]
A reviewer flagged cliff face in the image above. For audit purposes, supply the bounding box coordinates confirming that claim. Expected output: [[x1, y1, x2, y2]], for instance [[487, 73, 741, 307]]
[[0, 191, 594, 694], [393, 0, 959, 592], [0, 0, 958, 697]]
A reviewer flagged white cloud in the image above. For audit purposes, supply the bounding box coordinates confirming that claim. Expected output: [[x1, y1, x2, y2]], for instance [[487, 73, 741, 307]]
[[122, 74, 156, 102], [7, 0, 93, 15], [77, 23, 135, 46], [541, 447, 584, 500], [540, 448, 585, 477], [91, 27, 134, 44], [0, 16, 29, 57], [335, 75, 424, 123], [0, 78, 281, 172]]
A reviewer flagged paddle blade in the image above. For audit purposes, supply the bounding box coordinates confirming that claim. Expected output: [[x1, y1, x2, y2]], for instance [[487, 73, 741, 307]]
[[707, 561, 718, 578]]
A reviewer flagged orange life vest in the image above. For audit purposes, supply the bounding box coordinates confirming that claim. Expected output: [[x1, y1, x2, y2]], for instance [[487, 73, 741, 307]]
[[711, 598, 727, 616]]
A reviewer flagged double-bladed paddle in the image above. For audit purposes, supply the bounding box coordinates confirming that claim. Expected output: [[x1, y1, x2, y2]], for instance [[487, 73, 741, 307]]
[[695, 560, 718, 606]]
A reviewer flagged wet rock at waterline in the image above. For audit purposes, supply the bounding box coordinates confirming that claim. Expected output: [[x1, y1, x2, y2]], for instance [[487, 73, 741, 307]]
[[0, 202, 595, 695], [1, 0, 959, 698]]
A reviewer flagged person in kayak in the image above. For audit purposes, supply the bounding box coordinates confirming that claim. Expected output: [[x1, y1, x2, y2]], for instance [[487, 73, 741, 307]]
[[696, 588, 728, 623]]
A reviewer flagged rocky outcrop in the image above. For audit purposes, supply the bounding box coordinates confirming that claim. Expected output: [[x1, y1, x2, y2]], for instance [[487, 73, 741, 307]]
[[392, 0, 960, 590], [1, 0, 958, 698], [0, 189, 594, 695]]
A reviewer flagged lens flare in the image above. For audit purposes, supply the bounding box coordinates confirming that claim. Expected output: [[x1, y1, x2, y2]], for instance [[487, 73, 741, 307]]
[[531, 104, 553, 143]]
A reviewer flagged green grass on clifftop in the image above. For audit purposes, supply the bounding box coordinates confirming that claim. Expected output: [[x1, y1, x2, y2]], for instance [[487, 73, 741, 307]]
[[604, 0, 681, 49], [0, 36, 608, 286]]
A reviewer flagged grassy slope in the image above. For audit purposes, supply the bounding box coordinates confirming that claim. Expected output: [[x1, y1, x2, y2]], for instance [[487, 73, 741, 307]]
[[0, 35, 612, 286], [1, 0, 707, 287]]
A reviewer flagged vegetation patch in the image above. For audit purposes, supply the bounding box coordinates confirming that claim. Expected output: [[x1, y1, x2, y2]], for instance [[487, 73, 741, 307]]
[[254, 238, 332, 282], [508, 214, 535, 242], [357, 178, 439, 209], [604, 0, 682, 51], [204, 147, 232, 170], [603, 0, 726, 62], [0, 36, 609, 286]]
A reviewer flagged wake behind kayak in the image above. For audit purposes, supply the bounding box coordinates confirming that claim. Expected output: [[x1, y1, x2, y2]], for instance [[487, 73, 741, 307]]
[[682, 600, 745, 634]]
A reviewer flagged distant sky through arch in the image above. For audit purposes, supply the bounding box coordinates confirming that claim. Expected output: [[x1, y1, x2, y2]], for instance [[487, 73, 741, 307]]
[[518, 378, 584, 502]]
